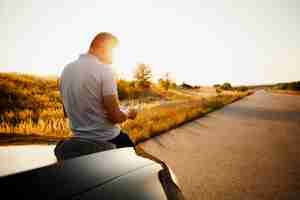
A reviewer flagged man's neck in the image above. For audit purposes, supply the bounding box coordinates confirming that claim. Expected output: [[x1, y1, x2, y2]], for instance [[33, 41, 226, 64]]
[[88, 50, 110, 64]]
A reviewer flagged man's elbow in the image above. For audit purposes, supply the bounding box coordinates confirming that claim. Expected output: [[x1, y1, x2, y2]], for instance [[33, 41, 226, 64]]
[[106, 111, 126, 124], [107, 116, 121, 124]]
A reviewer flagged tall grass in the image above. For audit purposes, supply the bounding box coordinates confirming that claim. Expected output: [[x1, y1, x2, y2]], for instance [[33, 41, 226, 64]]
[[122, 92, 250, 143], [0, 108, 71, 138], [0, 91, 251, 144], [0, 72, 252, 144]]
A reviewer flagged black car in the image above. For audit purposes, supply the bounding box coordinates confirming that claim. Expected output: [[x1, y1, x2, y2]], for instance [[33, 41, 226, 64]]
[[1, 147, 184, 200]]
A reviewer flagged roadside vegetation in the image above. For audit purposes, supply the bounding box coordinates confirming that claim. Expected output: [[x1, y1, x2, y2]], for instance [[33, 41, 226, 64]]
[[122, 92, 249, 143], [213, 82, 249, 92], [268, 81, 300, 95], [273, 81, 300, 91], [0, 67, 252, 145]]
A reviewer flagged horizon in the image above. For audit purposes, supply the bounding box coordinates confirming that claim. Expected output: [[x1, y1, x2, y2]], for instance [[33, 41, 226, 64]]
[[1, 0, 300, 85], [1, 71, 298, 87]]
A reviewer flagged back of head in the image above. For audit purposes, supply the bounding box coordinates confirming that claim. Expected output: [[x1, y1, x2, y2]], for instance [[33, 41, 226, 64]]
[[89, 32, 119, 51]]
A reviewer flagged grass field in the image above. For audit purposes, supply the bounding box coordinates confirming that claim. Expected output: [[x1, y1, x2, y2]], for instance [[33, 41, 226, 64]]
[[122, 92, 251, 143], [0, 91, 252, 145], [0, 72, 253, 145]]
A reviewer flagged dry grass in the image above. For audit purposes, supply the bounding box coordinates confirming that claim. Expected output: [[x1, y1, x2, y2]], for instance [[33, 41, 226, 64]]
[[0, 108, 71, 137], [122, 91, 251, 143], [0, 90, 252, 145]]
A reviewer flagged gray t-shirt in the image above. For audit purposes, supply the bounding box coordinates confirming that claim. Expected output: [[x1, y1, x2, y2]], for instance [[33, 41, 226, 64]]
[[59, 53, 120, 141]]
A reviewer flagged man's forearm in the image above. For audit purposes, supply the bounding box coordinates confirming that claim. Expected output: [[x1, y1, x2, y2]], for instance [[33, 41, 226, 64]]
[[103, 94, 129, 123], [106, 109, 128, 124]]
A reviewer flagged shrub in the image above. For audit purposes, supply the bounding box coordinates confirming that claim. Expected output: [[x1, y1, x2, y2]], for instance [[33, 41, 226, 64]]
[[236, 86, 248, 92], [274, 81, 300, 91], [220, 82, 232, 90], [216, 88, 222, 94], [117, 79, 145, 100], [287, 81, 300, 91], [180, 82, 193, 89]]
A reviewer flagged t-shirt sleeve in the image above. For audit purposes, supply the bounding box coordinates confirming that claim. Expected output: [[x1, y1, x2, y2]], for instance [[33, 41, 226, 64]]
[[101, 66, 118, 96]]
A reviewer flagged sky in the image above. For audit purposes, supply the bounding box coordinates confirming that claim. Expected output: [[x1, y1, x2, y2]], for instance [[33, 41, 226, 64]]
[[0, 0, 299, 85]]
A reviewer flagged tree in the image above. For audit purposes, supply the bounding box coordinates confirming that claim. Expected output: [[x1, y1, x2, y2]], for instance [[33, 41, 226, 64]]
[[133, 63, 152, 88], [158, 72, 172, 91], [221, 82, 232, 90]]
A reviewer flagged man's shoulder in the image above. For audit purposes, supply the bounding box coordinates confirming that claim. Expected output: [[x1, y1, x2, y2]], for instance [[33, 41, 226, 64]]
[[60, 61, 75, 78], [61, 55, 113, 78]]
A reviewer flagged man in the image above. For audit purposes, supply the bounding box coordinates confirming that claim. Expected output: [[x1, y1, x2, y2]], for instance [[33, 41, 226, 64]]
[[55, 32, 137, 160]]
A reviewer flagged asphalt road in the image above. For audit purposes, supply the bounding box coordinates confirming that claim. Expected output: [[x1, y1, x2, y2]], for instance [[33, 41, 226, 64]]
[[141, 90, 300, 200]]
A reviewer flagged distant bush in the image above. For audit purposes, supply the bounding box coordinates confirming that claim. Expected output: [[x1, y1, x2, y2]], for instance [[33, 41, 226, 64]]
[[216, 88, 222, 94], [274, 81, 300, 91], [158, 78, 177, 91], [180, 82, 193, 89], [158, 79, 170, 90], [235, 86, 249, 92], [117, 79, 143, 100], [117, 79, 129, 100], [220, 82, 232, 90], [213, 84, 221, 88], [274, 83, 288, 90], [170, 82, 178, 89]]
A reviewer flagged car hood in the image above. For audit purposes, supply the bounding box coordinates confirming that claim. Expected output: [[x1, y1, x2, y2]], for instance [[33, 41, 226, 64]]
[[1, 147, 158, 199]]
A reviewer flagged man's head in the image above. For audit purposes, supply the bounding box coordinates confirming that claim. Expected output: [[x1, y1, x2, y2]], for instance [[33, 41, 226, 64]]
[[88, 32, 119, 64]]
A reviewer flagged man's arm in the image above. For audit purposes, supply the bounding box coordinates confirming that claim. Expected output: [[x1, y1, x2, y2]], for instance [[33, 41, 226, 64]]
[[103, 94, 129, 123], [101, 66, 137, 123]]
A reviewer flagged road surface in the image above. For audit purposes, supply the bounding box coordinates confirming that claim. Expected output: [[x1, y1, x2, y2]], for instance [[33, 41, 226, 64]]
[[141, 90, 300, 200]]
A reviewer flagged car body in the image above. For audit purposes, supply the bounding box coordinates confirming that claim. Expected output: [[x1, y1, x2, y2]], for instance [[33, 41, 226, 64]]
[[0, 147, 184, 200]]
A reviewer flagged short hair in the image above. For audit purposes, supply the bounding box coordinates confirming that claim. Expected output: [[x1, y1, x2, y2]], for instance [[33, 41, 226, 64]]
[[89, 32, 119, 50]]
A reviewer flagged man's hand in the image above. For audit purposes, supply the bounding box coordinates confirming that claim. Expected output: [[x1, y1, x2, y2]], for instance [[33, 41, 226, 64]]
[[127, 109, 137, 120]]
